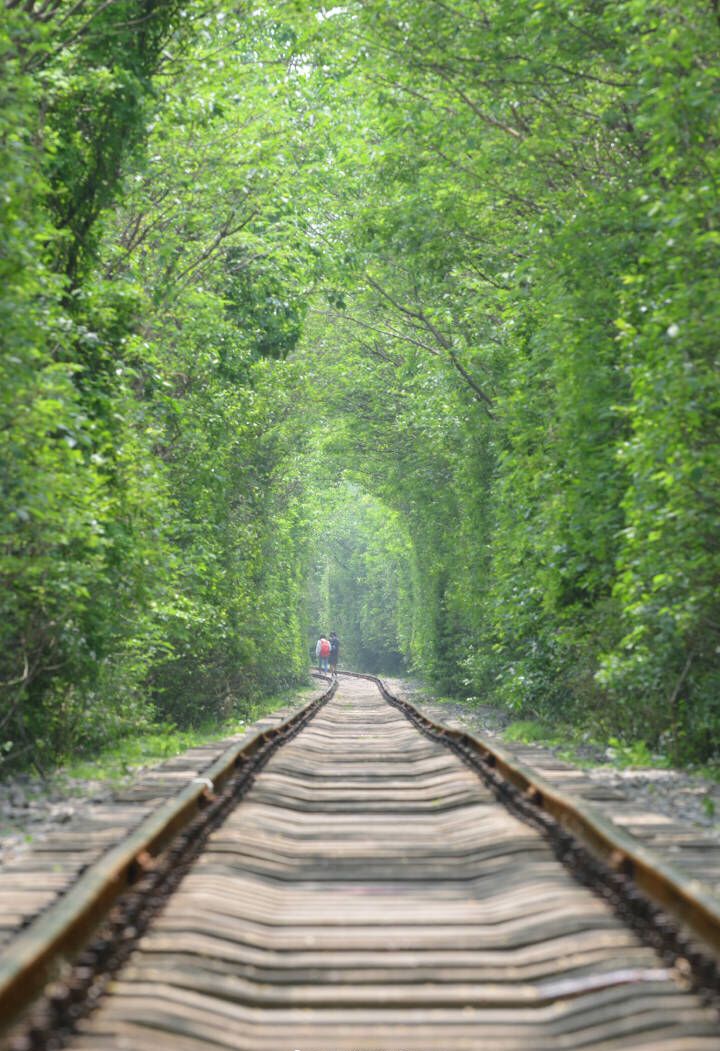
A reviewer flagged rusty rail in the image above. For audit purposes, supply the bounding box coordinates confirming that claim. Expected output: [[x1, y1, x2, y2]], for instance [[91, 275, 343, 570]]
[[350, 671, 720, 961], [0, 676, 336, 1036]]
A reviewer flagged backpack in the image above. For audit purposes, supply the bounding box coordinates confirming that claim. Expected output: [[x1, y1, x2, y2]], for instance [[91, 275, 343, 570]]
[[320, 638, 331, 657]]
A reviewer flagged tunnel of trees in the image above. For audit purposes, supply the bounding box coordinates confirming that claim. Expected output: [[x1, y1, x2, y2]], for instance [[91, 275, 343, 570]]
[[2, 0, 720, 768]]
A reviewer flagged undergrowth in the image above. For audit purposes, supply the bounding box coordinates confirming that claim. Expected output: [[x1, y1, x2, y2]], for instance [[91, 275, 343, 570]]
[[502, 720, 671, 769], [412, 687, 720, 779], [60, 684, 316, 785]]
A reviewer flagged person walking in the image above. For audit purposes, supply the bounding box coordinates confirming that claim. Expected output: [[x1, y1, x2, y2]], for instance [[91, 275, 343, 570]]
[[329, 631, 340, 674], [315, 635, 331, 673]]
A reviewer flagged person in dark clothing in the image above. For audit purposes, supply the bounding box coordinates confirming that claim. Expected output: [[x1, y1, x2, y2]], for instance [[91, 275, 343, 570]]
[[329, 631, 340, 674]]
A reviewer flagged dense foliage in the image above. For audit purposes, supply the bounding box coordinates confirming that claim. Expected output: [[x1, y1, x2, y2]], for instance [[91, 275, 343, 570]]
[[1, 2, 317, 765], [299, 0, 720, 759], [2, 0, 719, 767], [307, 486, 415, 674]]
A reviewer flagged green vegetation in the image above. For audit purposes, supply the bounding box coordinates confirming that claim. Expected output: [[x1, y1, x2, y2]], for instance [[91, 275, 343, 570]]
[[307, 487, 415, 674], [503, 720, 671, 771], [2, 1, 720, 770], [63, 684, 314, 784]]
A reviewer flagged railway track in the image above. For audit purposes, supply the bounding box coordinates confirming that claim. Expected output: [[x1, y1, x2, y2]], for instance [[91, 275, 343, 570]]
[[2, 672, 720, 1049]]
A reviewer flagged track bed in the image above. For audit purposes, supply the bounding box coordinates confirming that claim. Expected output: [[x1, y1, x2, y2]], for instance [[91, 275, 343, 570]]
[[60, 676, 719, 1051]]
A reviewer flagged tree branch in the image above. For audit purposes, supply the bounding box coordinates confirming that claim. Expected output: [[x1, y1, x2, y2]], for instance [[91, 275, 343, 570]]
[[365, 276, 495, 416]]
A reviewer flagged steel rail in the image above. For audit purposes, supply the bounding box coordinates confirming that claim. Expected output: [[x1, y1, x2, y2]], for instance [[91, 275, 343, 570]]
[[4, 669, 720, 1047], [347, 671, 720, 962], [0, 676, 337, 1036]]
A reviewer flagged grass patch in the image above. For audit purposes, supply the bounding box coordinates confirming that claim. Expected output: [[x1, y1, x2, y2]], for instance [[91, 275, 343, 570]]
[[503, 718, 720, 782], [62, 684, 316, 785], [504, 720, 564, 747], [503, 718, 674, 770]]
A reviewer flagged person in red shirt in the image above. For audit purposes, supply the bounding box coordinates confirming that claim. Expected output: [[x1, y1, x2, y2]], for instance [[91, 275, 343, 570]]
[[315, 636, 331, 672]]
